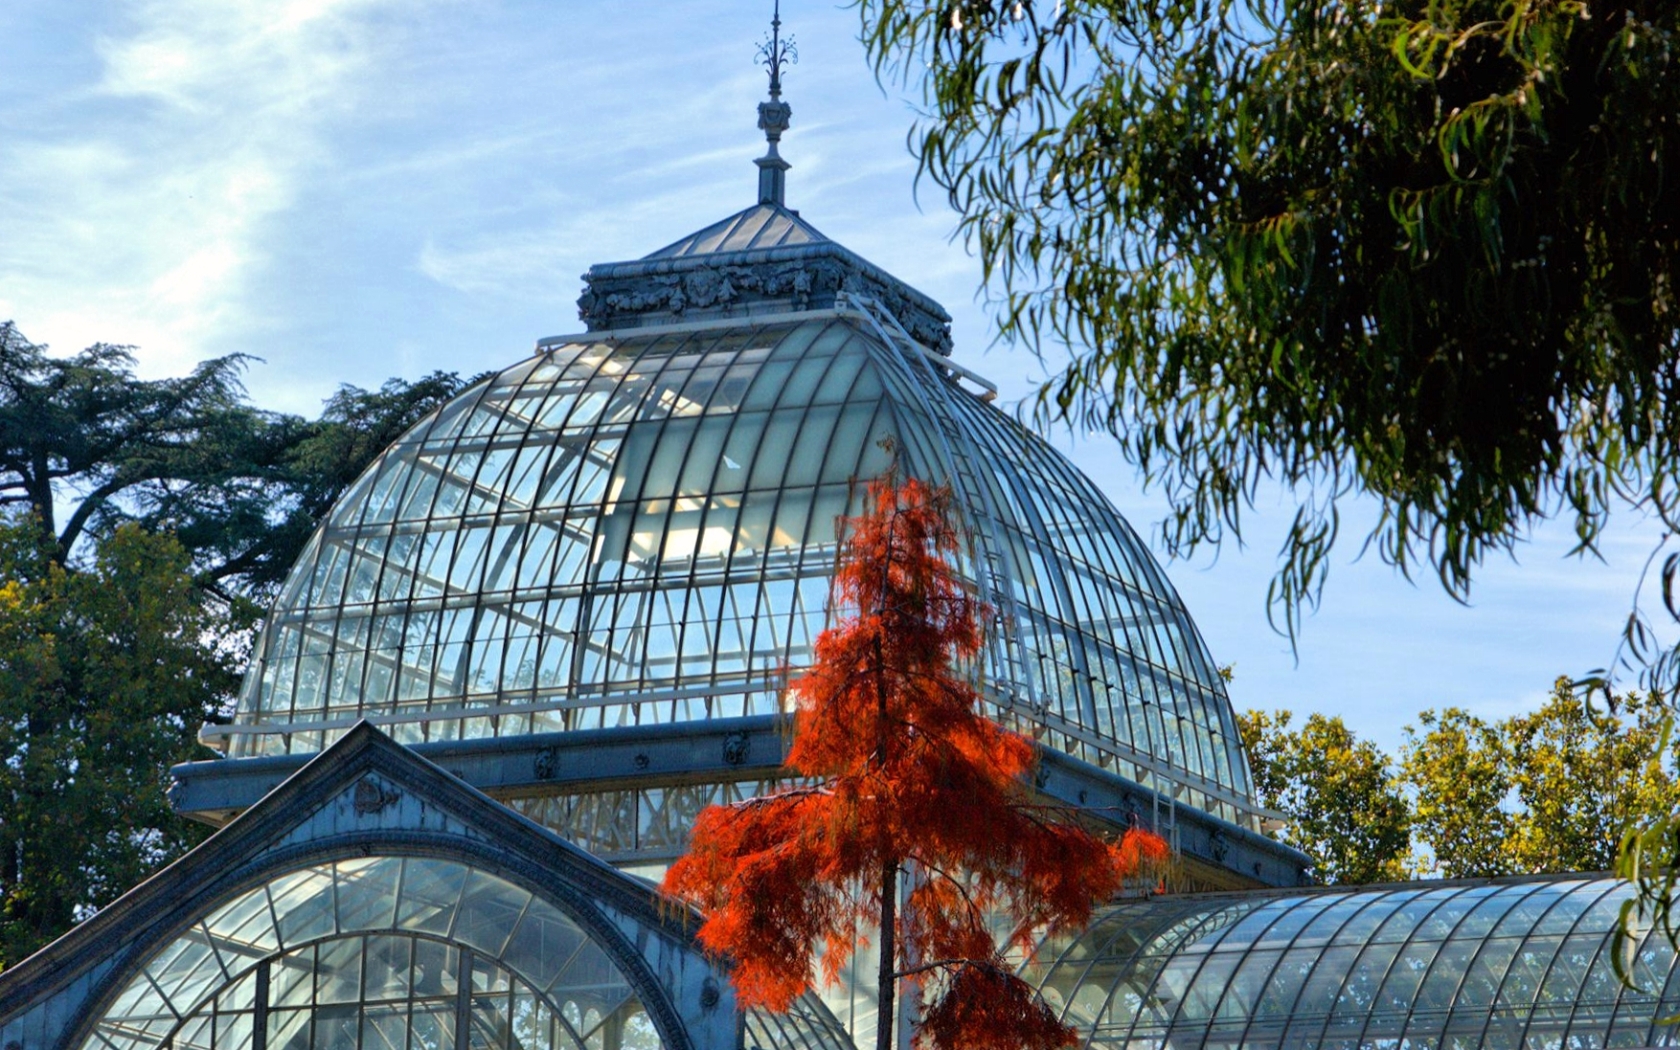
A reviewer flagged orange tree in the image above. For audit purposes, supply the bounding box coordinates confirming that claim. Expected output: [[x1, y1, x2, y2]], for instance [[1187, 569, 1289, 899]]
[[663, 475, 1167, 1050]]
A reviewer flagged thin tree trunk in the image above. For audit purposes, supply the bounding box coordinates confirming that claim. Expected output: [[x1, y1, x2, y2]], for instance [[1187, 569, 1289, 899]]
[[877, 858, 897, 1050], [873, 518, 898, 1050]]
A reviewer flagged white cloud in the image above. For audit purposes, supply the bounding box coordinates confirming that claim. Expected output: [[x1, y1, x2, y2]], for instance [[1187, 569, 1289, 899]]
[[0, 0, 408, 374]]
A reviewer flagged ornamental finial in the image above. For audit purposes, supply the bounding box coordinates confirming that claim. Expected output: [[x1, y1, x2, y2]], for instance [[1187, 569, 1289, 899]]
[[754, 0, 796, 205]]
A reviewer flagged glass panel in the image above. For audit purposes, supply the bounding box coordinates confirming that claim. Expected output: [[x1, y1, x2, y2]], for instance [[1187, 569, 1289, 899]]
[[204, 883, 282, 958], [411, 1004, 458, 1050], [270, 868, 337, 946], [364, 934, 413, 1001], [399, 859, 470, 935], [316, 936, 364, 1005], [454, 872, 531, 958], [504, 899, 590, 993], [268, 1006, 312, 1050], [363, 1005, 410, 1050], [273, 948, 317, 1009]]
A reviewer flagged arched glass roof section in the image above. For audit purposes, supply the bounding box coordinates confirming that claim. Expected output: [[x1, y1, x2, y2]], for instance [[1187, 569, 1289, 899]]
[[1023, 876, 1680, 1050], [222, 312, 1254, 824], [82, 857, 665, 1050], [82, 855, 851, 1050]]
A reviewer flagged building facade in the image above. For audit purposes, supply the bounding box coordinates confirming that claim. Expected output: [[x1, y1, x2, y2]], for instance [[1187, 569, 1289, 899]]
[[4, 42, 1680, 1050]]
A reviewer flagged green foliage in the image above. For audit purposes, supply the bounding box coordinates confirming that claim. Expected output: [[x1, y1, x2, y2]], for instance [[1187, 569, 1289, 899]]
[[0, 321, 254, 566], [1405, 683, 1680, 878], [1505, 684, 1680, 873], [0, 518, 246, 967], [0, 323, 470, 967], [0, 321, 465, 601], [1237, 709, 1414, 884], [858, 0, 1680, 640], [1401, 708, 1513, 877], [159, 373, 468, 602], [1245, 680, 1680, 885]]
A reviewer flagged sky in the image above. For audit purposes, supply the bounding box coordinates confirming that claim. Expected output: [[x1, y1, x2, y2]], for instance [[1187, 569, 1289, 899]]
[[0, 0, 1669, 755]]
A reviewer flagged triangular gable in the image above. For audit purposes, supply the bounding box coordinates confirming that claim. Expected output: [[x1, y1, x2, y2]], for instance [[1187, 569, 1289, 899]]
[[0, 722, 739, 1050]]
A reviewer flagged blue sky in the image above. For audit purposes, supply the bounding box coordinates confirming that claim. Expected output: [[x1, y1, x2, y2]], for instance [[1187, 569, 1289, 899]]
[[1, 0, 1668, 753]]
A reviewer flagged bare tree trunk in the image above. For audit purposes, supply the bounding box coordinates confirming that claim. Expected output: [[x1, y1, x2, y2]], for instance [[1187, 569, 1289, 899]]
[[876, 859, 897, 1050]]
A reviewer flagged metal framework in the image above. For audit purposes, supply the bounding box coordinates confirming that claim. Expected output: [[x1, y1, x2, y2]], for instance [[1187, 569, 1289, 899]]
[[216, 314, 1258, 827], [170, 715, 1309, 890], [1023, 876, 1680, 1050]]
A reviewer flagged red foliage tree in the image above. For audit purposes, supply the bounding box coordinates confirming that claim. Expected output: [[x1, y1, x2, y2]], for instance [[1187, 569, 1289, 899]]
[[662, 475, 1168, 1050]]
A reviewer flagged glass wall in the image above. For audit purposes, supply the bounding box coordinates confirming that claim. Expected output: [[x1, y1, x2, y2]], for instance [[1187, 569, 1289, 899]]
[[222, 316, 1253, 824], [1024, 876, 1680, 1050]]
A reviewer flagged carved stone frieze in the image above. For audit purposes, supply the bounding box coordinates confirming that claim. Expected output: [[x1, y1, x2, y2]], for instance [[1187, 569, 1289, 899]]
[[578, 241, 953, 354]]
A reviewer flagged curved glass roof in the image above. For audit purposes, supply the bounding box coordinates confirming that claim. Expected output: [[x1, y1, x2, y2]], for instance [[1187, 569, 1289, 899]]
[[223, 312, 1253, 823], [1023, 876, 1680, 1050], [83, 856, 663, 1050], [83, 855, 852, 1050]]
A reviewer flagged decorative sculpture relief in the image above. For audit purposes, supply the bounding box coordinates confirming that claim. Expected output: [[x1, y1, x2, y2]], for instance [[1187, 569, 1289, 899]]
[[352, 777, 401, 815], [722, 731, 752, 767]]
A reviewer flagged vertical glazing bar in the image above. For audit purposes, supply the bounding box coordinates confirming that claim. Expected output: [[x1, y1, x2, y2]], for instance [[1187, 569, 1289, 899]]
[[456, 949, 474, 1050], [253, 960, 270, 1050]]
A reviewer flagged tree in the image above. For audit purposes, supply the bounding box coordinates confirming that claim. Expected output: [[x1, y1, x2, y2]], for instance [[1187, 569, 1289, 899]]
[[1400, 708, 1513, 878], [0, 518, 242, 967], [662, 476, 1167, 1050], [1238, 710, 1413, 884], [0, 321, 254, 567], [1240, 682, 1680, 885], [1506, 685, 1680, 873], [856, 2, 1680, 640], [0, 323, 469, 966], [0, 320, 464, 601], [155, 373, 468, 602], [1404, 681, 1680, 878]]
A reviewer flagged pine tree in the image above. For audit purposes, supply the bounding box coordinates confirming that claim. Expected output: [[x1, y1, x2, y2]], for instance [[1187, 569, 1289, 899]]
[[663, 475, 1167, 1050]]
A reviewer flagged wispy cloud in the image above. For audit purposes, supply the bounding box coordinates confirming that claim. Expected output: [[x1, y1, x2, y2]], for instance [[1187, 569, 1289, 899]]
[[0, 0, 404, 374]]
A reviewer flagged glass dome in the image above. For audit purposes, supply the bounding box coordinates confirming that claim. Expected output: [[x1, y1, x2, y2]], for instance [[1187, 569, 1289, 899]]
[[221, 312, 1255, 823]]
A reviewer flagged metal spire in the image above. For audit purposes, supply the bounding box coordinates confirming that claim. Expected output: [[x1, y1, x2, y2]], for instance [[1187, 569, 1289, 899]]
[[754, 0, 796, 206]]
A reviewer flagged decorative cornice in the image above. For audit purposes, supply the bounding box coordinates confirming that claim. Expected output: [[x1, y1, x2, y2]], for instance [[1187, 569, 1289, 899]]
[[579, 239, 953, 354]]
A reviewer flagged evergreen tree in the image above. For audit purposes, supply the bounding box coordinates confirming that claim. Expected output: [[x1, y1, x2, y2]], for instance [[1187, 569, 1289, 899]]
[[0, 320, 464, 602], [0, 322, 468, 965]]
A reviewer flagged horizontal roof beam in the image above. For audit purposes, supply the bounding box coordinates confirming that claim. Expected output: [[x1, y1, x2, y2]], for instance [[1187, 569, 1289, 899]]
[[172, 714, 1312, 888]]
